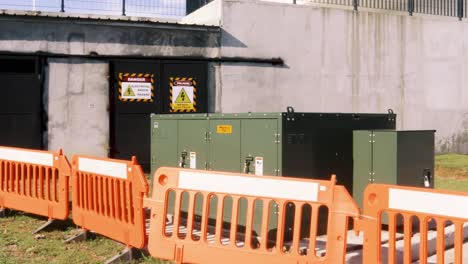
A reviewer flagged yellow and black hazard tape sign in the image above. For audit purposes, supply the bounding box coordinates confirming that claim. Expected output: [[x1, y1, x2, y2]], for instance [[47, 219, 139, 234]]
[[169, 77, 197, 113], [118, 73, 155, 103]]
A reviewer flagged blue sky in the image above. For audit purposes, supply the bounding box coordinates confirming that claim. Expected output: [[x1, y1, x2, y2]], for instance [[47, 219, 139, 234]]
[[0, 0, 186, 18]]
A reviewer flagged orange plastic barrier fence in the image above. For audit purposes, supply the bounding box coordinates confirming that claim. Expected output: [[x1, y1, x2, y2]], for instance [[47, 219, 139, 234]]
[[0, 146, 70, 220], [145, 167, 359, 264], [358, 184, 468, 264], [71, 155, 149, 248]]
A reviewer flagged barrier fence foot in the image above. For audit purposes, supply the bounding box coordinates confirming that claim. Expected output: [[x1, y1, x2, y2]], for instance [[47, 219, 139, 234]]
[[0, 208, 5, 217], [32, 219, 55, 234], [64, 229, 88, 243], [104, 247, 141, 264]]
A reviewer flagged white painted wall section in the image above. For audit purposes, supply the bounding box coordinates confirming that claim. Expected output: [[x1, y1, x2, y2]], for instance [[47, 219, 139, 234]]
[[47, 59, 109, 158], [217, 0, 468, 153]]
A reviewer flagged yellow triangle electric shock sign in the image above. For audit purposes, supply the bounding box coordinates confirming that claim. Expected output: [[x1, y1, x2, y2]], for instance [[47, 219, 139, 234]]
[[124, 86, 136, 96], [175, 88, 191, 103], [172, 87, 195, 111]]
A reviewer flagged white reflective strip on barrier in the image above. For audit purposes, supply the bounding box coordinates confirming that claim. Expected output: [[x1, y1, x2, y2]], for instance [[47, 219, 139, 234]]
[[179, 171, 319, 202], [0, 147, 53, 166], [78, 157, 127, 179], [389, 188, 468, 219]]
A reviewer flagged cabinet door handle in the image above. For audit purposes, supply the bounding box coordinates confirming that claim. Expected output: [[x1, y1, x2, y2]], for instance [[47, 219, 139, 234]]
[[179, 152, 188, 168], [243, 156, 254, 174]]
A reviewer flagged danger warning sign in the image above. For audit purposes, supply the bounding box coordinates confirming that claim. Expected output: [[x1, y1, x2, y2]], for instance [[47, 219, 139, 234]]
[[118, 73, 155, 102], [170, 78, 196, 112]]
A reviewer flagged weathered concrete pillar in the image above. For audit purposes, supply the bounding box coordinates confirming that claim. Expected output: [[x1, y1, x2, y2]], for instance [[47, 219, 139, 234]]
[[46, 58, 109, 158]]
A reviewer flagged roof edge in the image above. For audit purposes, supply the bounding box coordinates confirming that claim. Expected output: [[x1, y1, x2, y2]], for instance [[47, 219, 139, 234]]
[[0, 9, 220, 29]]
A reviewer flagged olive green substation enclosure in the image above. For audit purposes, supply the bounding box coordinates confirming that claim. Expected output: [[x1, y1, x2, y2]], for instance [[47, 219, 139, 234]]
[[150, 110, 397, 192], [353, 130, 435, 209], [151, 110, 396, 237], [151, 113, 283, 177]]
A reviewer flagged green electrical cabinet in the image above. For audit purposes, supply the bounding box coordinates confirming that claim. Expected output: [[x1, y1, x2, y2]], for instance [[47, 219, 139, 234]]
[[151, 113, 282, 176], [151, 110, 396, 188], [151, 113, 282, 236], [353, 130, 435, 209], [151, 110, 396, 236]]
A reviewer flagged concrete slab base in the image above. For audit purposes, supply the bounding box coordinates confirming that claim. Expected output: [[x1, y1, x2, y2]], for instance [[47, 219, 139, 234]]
[[346, 224, 468, 263]]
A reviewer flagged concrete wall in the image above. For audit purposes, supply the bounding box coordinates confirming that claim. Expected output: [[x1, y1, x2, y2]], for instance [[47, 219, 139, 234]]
[[216, 0, 468, 153], [46, 59, 109, 157], [0, 15, 220, 57], [0, 14, 220, 157]]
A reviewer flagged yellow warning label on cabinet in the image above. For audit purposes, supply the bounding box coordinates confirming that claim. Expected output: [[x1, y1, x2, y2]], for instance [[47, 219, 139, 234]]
[[217, 125, 233, 134]]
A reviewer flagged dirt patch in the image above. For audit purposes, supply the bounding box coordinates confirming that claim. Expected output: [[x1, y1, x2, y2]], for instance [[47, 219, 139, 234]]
[[435, 166, 468, 180]]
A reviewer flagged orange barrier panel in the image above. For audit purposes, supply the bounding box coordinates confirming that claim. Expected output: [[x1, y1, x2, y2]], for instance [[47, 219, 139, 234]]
[[71, 155, 149, 248], [0, 146, 70, 220], [358, 184, 468, 264], [146, 167, 359, 264]]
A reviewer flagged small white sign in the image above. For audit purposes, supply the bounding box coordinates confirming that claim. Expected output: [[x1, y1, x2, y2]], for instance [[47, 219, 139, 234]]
[[190, 152, 197, 169], [121, 82, 152, 100], [255, 157, 264, 176]]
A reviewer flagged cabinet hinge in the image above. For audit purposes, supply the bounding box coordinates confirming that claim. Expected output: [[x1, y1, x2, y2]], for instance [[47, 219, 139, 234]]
[[275, 133, 281, 144], [205, 131, 211, 142]]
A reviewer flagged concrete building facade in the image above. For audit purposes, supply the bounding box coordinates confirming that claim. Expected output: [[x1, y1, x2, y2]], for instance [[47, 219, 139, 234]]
[[0, 11, 222, 169], [187, 0, 468, 153], [0, 0, 467, 166]]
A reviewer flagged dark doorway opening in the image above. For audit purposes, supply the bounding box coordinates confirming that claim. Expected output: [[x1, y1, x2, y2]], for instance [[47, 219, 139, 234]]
[[0, 56, 43, 149]]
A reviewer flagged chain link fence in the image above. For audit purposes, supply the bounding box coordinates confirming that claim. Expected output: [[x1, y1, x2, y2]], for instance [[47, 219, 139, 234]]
[[0, 0, 186, 18], [310, 0, 467, 19], [0, 0, 466, 19]]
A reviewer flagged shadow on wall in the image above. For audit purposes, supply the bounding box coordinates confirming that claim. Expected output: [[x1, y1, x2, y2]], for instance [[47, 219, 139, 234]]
[[0, 17, 222, 48], [222, 29, 247, 48], [438, 113, 468, 154], [438, 132, 468, 154], [221, 61, 289, 69]]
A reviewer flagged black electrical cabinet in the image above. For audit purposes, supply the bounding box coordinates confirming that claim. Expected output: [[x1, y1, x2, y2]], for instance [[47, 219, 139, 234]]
[[280, 109, 396, 194]]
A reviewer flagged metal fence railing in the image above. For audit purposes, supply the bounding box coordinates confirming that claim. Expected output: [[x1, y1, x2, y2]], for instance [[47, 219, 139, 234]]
[[309, 0, 467, 19], [0, 0, 186, 18], [0, 0, 466, 20]]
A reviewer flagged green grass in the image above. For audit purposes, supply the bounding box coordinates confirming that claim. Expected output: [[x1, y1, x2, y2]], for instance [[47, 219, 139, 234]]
[[0, 212, 170, 264], [1, 154, 467, 263], [436, 153, 468, 169], [435, 177, 468, 192], [435, 153, 468, 192]]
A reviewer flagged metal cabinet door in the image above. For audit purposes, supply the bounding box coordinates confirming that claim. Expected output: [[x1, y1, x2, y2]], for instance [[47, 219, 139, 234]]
[[110, 60, 161, 172], [396, 131, 435, 188], [151, 119, 178, 176], [372, 132, 397, 185], [352, 130, 373, 208], [0, 56, 42, 149], [178, 120, 209, 170], [240, 118, 279, 235], [209, 119, 241, 172], [240, 119, 279, 176]]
